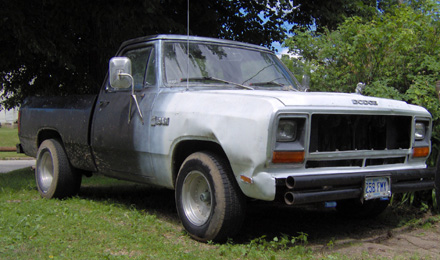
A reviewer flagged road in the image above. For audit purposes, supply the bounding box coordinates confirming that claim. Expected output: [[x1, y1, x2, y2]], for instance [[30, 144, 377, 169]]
[[0, 160, 35, 173]]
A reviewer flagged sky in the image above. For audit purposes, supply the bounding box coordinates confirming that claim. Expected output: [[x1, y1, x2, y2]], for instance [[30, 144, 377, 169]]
[[273, 41, 291, 58], [259, 9, 295, 58]]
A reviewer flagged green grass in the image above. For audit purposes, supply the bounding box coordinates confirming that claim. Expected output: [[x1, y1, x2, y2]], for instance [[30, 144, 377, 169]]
[[0, 127, 19, 147], [0, 152, 29, 160], [2, 168, 439, 259], [0, 169, 314, 259], [0, 127, 29, 159]]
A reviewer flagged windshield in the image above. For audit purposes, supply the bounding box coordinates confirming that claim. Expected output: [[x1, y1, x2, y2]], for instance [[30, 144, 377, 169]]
[[163, 42, 299, 90]]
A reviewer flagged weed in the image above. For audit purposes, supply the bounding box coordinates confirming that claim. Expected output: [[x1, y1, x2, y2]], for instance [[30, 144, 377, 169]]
[[217, 233, 310, 259], [248, 232, 308, 251], [392, 189, 438, 213], [327, 237, 336, 250], [433, 189, 438, 211]]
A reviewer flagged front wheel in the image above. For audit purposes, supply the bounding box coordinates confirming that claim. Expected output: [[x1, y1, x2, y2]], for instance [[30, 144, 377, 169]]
[[36, 139, 82, 199], [175, 151, 245, 242]]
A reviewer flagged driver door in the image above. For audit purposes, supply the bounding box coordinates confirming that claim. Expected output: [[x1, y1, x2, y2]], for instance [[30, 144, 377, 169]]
[[91, 45, 157, 179]]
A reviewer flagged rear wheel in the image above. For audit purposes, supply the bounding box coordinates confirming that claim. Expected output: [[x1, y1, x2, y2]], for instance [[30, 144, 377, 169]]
[[175, 151, 245, 242], [336, 198, 389, 218], [36, 139, 82, 199]]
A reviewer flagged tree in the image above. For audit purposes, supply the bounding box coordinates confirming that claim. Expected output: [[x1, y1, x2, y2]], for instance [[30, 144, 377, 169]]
[[0, 0, 289, 109], [281, 0, 378, 32], [284, 0, 440, 209], [1, 0, 389, 109], [284, 0, 440, 141]]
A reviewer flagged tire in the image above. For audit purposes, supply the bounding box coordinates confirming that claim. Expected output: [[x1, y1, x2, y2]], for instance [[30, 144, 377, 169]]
[[35, 139, 82, 199], [175, 151, 246, 242], [336, 198, 389, 218]]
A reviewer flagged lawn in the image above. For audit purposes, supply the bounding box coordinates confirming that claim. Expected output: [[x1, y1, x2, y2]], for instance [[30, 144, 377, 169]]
[[0, 169, 313, 259], [0, 127, 19, 147], [0, 127, 28, 159], [1, 168, 439, 259]]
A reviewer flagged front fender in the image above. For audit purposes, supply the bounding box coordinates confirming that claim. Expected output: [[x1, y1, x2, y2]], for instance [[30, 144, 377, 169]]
[[148, 90, 281, 195]]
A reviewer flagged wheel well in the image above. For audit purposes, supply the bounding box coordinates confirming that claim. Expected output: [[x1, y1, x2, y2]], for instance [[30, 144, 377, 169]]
[[172, 140, 230, 185], [36, 129, 92, 177], [37, 129, 62, 148]]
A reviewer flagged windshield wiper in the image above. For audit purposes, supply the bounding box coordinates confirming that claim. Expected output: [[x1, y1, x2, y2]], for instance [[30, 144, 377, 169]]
[[250, 81, 298, 91], [250, 81, 284, 87], [180, 76, 254, 90]]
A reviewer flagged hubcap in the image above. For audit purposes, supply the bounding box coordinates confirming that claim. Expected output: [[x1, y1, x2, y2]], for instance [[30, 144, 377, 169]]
[[181, 171, 212, 226], [37, 150, 54, 193]]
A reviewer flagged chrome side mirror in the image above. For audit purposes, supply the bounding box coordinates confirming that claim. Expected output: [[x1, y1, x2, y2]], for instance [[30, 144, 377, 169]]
[[356, 82, 366, 95], [301, 74, 310, 92], [109, 56, 144, 124], [109, 57, 132, 89]]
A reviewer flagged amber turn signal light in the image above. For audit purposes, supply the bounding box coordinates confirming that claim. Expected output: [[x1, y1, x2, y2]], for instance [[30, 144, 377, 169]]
[[240, 175, 253, 184], [412, 147, 430, 158], [272, 151, 305, 164]]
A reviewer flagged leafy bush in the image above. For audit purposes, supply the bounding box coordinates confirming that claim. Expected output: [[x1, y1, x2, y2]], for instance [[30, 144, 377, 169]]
[[284, 1, 440, 146], [283, 1, 440, 209]]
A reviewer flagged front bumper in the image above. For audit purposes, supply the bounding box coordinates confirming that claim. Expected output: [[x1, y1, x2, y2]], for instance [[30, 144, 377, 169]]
[[275, 167, 437, 205]]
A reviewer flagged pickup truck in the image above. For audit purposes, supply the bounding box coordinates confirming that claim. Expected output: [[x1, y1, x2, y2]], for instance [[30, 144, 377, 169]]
[[17, 34, 437, 242]]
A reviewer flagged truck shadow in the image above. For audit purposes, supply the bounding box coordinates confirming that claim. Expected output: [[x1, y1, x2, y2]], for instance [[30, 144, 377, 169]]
[[238, 202, 405, 245], [78, 181, 412, 245], [79, 182, 180, 223]]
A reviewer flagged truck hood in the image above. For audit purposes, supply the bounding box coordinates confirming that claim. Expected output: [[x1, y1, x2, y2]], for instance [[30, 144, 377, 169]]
[[201, 89, 430, 115]]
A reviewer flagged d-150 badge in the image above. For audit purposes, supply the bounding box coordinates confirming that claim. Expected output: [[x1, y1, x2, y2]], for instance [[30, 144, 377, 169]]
[[151, 116, 170, 126]]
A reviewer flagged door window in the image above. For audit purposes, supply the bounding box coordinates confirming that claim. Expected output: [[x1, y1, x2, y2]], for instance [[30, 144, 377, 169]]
[[117, 46, 155, 90]]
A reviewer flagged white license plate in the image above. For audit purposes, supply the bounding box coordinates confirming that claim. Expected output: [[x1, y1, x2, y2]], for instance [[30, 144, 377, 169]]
[[364, 177, 391, 200]]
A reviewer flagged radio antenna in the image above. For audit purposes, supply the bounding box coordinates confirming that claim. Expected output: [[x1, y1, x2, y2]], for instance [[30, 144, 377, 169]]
[[186, 0, 190, 90]]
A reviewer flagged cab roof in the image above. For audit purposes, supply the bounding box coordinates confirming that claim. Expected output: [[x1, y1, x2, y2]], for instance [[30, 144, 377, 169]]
[[118, 34, 272, 54]]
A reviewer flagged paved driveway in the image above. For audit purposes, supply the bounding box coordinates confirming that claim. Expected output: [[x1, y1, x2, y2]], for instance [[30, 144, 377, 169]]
[[0, 160, 35, 173]]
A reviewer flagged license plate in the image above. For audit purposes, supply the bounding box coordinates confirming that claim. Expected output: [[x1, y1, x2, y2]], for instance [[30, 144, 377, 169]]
[[364, 177, 391, 200]]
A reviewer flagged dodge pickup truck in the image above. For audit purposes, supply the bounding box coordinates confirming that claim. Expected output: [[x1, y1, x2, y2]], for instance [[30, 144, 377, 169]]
[[17, 34, 437, 242]]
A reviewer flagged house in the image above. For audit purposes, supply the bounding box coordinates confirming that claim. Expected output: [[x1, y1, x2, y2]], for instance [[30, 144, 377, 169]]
[[0, 107, 18, 126], [0, 90, 18, 127]]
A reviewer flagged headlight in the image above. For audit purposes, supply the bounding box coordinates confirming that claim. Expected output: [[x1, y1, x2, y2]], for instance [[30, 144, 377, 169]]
[[415, 122, 426, 140], [277, 119, 297, 142]]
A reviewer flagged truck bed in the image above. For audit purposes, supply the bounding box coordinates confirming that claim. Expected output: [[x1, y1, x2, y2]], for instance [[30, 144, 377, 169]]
[[19, 95, 98, 172]]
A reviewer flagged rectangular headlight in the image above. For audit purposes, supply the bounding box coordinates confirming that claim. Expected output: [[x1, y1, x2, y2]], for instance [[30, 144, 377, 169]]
[[415, 122, 426, 141], [276, 119, 297, 142]]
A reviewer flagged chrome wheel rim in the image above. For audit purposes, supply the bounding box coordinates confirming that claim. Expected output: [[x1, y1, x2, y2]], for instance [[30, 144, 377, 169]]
[[181, 171, 212, 226], [37, 150, 54, 193]]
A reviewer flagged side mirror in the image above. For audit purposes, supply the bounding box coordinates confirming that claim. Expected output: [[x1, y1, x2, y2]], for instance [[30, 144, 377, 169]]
[[301, 74, 310, 92], [109, 57, 132, 89], [356, 82, 366, 95]]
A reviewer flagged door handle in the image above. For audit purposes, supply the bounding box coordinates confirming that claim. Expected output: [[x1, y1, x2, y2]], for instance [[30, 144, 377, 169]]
[[99, 100, 110, 107], [98, 100, 110, 110]]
